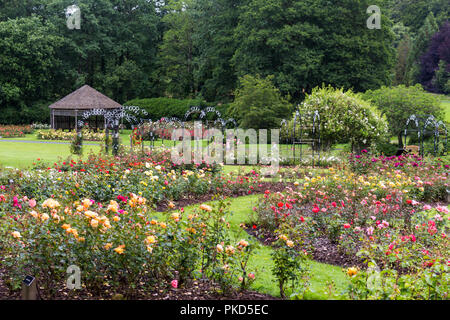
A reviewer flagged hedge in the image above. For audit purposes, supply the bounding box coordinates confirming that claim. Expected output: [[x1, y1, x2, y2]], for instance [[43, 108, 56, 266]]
[[124, 97, 229, 121]]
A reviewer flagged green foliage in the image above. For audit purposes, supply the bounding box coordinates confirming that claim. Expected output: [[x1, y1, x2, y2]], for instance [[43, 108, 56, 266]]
[[191, 0, 240, 102], [388, 0, 449, 31], [229, 75, 292, 129], [433, 60, 450, 94], [0, 0, 160, 124], [362, 84, 444, 144], [0, 16, 64, 124], [271, 227, 310, 299], [158, 0, 197, 99], [298, 86, 388, 150], [375, 141, 399, 156], [232, 0, 395, 100], [405, 12, 439, 85], [124, 97, 208, 120], [70, 133, 83, 156], [394, 34, 412, 85]]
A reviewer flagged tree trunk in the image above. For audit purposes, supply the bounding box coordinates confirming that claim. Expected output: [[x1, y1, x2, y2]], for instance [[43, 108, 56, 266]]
[[398, 132, 404, 149]]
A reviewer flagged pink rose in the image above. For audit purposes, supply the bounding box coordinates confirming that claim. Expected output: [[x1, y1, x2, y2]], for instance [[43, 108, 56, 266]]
[[171, 280, 178, 289], [29, 199, 37, 208]]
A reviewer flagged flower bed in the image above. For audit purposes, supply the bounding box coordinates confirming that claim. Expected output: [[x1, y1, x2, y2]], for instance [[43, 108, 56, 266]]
[[36, 128, 105, 141], [0, 125, 32, 138], [0, 149, 276, 298], [0, 148, 448, 300], [250, 152, 449, 299], [0, 194, 260, 299]]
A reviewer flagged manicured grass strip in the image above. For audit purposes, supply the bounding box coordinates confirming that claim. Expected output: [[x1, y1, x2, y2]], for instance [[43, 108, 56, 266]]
[[442, 100, 450, 122], [0, 141, 101, 168]]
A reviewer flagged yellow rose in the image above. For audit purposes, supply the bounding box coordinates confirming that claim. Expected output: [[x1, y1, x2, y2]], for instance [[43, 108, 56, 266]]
[[238, 239, 249, 248], [114, 245, 125, 254], [172, 212, 181, 221], [90, 219, 99, 228], [347, 267, 358, 277], [145, 235, 156, 245], [82, 198, 92, 208], [41, 213, 49, 221], [199, 204, 212, 212], [225, 245, 235, 255], [30, 210, 39, 218], [11, 231, 21, 239], [61, 223, 71, 230]]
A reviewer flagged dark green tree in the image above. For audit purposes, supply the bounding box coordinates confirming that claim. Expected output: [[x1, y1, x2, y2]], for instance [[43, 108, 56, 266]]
[[394, 34, 412, 85], [192, 0, 241, 102], [229, 75, 292, 129], [158, 0, 197, 99], [405, 12, 439, 85], [388, 0, 449, 31], [232, 0, 395, 101], [0, 16, 65, 124]]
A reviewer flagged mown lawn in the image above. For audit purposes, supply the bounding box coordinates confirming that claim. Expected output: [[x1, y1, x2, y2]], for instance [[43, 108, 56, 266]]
[[442, 99, 450, 122], [0, 141, 101, 168]]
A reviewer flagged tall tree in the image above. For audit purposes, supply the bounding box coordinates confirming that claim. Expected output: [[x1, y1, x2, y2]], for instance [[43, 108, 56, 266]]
[[232, 0, 395, 101], [388, 0, 449, 31], [0, 16, 65, 124], [192, 0, 242, 102], [419, 21, 450, 93], [405, 12, 439, 85], [394, 34, 412, 85], [157, 0, 197, 99]]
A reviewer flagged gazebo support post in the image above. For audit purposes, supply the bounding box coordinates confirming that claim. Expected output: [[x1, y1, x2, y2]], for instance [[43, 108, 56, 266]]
[[74, 110, 78, 132], [112, 119, 119, 156], [105, 126, 110, 154]]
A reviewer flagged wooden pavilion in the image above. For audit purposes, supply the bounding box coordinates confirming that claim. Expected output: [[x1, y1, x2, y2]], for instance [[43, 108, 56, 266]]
[[48, 85, 122, 130]]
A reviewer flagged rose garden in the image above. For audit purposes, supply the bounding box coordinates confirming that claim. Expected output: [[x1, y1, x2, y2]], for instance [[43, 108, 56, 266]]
[[0, 1, 449, 302], [0, 84, 448, 301]]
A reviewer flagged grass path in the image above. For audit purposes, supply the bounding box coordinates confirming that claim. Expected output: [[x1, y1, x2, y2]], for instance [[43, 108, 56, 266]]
[[442, 99, 450, 122], [0, 141, 101, 168], [177, 194, 350, 299]]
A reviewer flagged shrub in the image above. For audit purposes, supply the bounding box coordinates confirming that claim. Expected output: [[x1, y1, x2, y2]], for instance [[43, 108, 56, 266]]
[[228, 75, 292, 129], [124, 97, 210, 121], [362, 84, 444, 147], [297, 85, 388, 151], [271, 226, 310, 299], [0, 194, 257, 298]]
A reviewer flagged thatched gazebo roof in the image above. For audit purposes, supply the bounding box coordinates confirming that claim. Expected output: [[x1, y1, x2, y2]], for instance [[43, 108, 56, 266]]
[[49, 85, 122, 130], [49, 85, 121, 110]]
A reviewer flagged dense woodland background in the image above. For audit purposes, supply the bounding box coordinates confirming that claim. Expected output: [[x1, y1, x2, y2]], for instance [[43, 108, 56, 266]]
[[0, 0, 448, 124]]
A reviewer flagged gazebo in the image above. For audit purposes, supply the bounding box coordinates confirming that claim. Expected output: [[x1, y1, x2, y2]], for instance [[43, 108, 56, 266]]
[[49, 85, 122, 130]]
